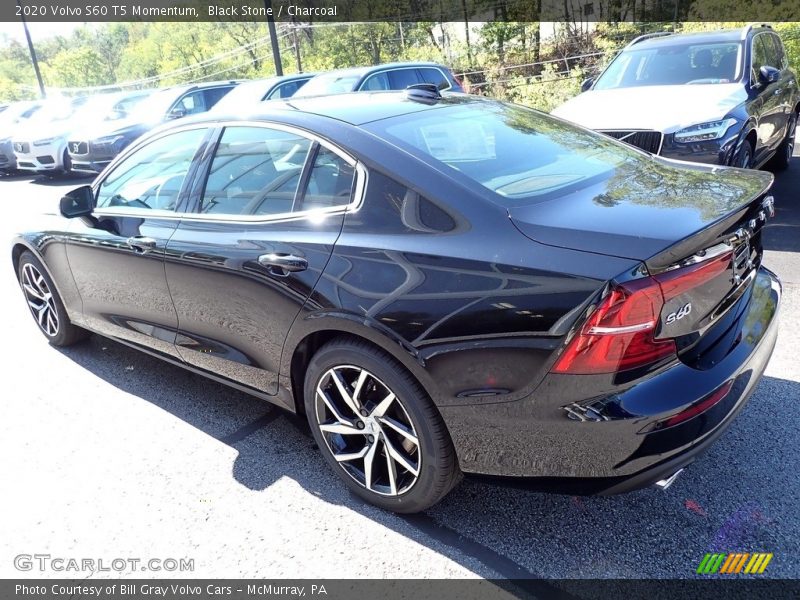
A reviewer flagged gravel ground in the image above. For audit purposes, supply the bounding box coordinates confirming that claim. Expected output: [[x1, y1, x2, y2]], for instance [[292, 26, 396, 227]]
[[0, 152, 798, 581]]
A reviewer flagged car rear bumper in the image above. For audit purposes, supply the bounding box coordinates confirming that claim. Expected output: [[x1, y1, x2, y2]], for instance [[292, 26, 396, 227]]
[[440, 266, 781, 494]]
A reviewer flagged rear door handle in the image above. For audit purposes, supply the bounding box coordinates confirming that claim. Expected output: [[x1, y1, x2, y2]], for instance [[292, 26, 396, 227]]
[[258, 252, 308, 273], [126, 236, 157, 252]]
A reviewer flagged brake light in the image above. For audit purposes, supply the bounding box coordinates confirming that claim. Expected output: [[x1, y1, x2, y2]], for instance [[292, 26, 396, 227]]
[[552, 251, 733, 375]]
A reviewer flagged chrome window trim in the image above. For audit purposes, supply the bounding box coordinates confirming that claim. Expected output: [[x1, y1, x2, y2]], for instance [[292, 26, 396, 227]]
[[358, 66, 453, 92], [93, 119, 368, 225]]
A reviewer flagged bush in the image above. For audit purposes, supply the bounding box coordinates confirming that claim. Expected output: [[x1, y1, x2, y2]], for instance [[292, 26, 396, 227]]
[[504, 64, 584, 112]]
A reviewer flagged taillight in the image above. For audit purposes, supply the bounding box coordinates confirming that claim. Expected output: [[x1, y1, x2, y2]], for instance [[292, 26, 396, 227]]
[[552, 251, 733, 375]]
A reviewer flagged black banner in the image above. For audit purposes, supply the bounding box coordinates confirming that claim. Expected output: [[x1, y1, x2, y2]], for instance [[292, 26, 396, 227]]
[[3, 579, 800, 600], [3, 0, 800, 23]]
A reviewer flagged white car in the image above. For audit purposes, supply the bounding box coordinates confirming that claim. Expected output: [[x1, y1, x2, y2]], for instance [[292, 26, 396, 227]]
[[13, 92, 148, 176]]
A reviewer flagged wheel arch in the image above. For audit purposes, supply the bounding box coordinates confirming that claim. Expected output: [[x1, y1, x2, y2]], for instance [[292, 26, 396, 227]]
[[283, 316, 435, 417]]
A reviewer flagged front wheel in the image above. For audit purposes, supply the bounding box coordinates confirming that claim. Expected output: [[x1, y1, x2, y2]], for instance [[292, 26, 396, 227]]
[[304, 337, 460, 513], [733, 139, 753, 169], [17, 251, 88, 346]]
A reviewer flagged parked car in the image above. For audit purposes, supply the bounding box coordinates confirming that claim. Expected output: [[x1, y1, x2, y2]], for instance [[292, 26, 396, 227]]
[[293, 62, 463, 97], [12, 91, 150, 176], [0, 100, 42, 172], [68, 81, 239, 174], [211, 74, 314, 113], [552, 25, 799, 170], [13, 89, 780, 513]]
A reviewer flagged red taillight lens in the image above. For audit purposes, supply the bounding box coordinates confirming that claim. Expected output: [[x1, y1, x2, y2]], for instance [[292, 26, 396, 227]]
[[654, 251, 732, 300], [552, 278, 675, 374], [553, 251, 734, 375]]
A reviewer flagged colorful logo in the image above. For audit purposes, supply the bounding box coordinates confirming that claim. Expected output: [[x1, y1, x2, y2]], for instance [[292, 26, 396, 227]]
[[697, 552, 773, 574]]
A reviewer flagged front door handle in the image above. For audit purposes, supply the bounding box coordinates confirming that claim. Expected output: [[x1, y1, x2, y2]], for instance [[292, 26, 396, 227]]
[[258, 252, 308, 273], [126, 236, 157, 252]]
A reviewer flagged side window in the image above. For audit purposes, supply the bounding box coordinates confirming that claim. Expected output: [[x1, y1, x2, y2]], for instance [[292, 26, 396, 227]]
[[203, 86, 233, 109], [200, 126, 312, 216], [417, 68, 450, 90], [175, 91, 206, 115], [760, 34, 779, 69], [772, 34, 788, 69], [298, 146, 356, 211], [388, 68, 421, 89], [268, 80, 305, 99], [361, 72, 390, 91], [96, 128, 206, 212], [752, 35, 770, 81]]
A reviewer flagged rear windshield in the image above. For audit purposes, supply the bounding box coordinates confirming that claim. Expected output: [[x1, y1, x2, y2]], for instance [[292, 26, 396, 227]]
[[595, 41, 743, 89], [366, 101, 643, 206]]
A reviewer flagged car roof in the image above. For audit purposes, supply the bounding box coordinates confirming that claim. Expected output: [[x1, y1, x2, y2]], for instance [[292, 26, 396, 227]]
[[311, 62, 448, 79], [174, 90, 476, 128], [632, 28, 760, 51]]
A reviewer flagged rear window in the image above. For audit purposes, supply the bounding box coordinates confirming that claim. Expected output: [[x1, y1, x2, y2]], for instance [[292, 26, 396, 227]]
[[295, 73, 361, 96], [366, 102, 642, 207]]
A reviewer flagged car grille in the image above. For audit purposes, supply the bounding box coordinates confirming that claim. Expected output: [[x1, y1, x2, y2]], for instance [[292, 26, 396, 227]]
[[13, 142, 30, 154], [598, 130, 662, 154], [68, 141, 88, 155]]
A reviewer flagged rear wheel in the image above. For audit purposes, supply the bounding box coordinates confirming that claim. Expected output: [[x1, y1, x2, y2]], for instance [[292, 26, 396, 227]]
[[17, 251, 88, 346], [769, 113, 797, 171], [304, 337, 460, 513]]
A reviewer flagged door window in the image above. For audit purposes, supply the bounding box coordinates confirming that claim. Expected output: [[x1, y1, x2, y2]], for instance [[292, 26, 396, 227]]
[[203, 86, 234, 109], [388, 68, 421, 89], [174, 90, 206, 115], [361, 72, 390, 91], [298, 146, 356, 211], [200, 126, 313, 216], [752, 34, 772, 81], [267, 80, 307, 99], [96, 128, 207, 212], [418, 67, 451, 90]]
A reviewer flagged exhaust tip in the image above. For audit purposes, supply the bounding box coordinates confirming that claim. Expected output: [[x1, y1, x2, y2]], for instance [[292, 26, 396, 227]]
[[654, 468, 684, 491]]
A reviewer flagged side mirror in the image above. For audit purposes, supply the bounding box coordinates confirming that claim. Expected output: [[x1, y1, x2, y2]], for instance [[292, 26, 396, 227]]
[[167, 107, 186, 120], [580, 78, 594, 93], [60, 185, 95, 218], [759, 65, 780, 85]]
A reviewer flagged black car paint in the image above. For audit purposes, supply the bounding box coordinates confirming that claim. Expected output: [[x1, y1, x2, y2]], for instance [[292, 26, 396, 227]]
[[11, 94, 781, 493]]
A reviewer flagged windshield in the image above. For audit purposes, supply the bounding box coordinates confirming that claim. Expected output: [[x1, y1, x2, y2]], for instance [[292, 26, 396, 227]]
[[294, 72, 361, 97], [129, 88, 181, 122], [27, 97, 88, 126], [0, 102, 39, 127], [595, 41, 743, 89], [212, 79, 274, 112], [366, 102, 642, 207]]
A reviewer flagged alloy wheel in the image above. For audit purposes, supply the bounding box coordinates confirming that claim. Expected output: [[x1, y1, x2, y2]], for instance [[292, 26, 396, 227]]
[[314, 365, 421, 496], [20, 263, 59, 337], [737, 146, 752, 168], [787, 118, 796, 162]]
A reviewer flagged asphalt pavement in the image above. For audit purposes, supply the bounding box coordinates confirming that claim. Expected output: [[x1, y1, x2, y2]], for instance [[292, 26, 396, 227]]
[[0, 152, 798, 581]]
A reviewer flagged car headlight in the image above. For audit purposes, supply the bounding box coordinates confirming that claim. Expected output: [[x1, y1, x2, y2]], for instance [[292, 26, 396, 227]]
[[674, 119, 737, 143], [94, 135, 125, 146], [32, 137, 58, 146]]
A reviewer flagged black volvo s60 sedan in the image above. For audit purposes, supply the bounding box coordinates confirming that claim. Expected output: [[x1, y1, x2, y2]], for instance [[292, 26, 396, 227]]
[[12, 88, 781, 513]]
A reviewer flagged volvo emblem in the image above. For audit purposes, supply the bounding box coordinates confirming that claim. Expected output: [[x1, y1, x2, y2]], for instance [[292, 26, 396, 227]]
[[71, 143, 80, 153], [13, 143, 22, 152]]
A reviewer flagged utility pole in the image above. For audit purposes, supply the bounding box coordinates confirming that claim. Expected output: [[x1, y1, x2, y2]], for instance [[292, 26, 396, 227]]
[[292, 21, 302, 73], [264, 0, 283, 76], [17, 0, 46, 98]]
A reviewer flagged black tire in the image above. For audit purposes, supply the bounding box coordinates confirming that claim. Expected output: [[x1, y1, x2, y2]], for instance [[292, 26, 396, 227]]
[[61, 149, 72, 175], [769, 113, 797, 171], [304, 336, 460, 513], [17, 251, 89, 346], [733, 139, 753, 169]]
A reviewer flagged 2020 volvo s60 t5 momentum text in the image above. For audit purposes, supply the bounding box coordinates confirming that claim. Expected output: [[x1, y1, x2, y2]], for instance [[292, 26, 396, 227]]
[[12, 88, 781, 512]]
